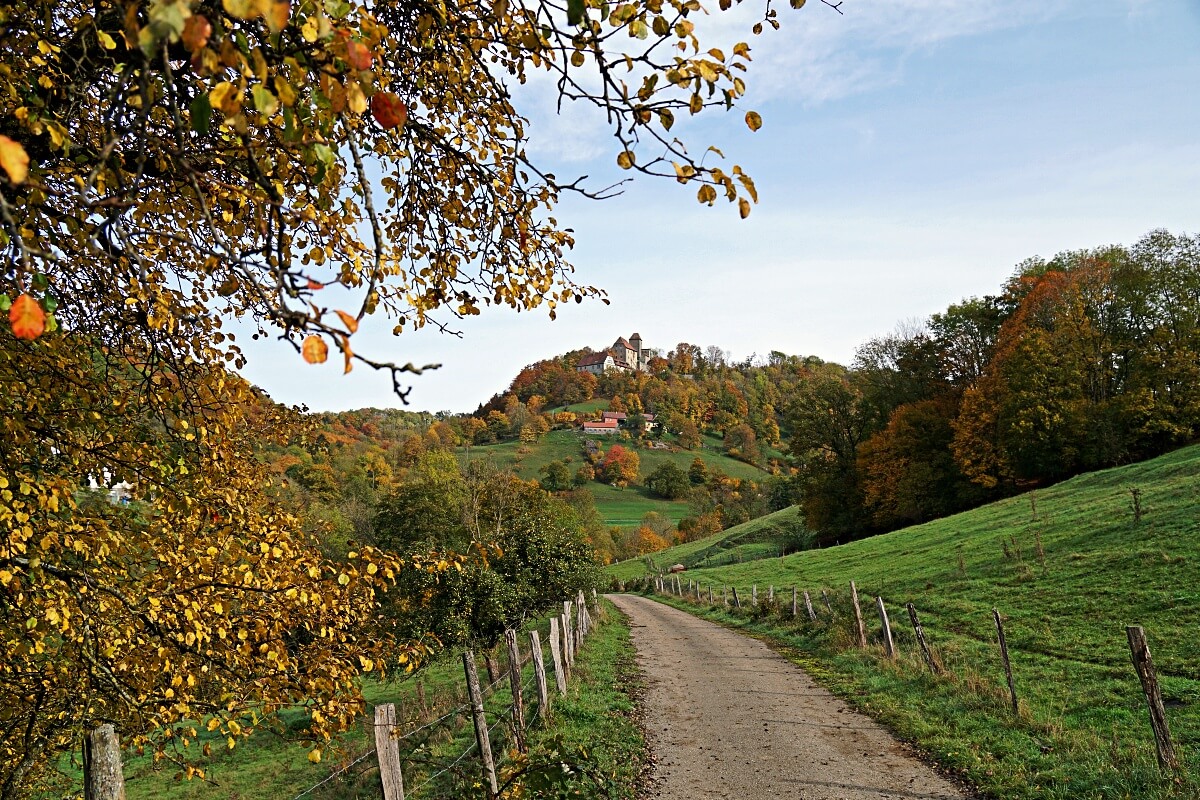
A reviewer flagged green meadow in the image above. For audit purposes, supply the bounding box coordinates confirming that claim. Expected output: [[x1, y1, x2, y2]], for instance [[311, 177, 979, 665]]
[[614, 444, 1200, 799], [462, 427, 772, 530]]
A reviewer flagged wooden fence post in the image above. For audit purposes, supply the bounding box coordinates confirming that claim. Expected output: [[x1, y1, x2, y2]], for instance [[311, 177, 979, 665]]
[[804, 590, 817, 621], [463, 652, 499, 797], [1126, 625, 1180, 772], [530, 630, 550, 716], [821, 590, 834, 617], [850, 581, 867, 648], [875, 596, 895, 658], [723, 585, 728, 606], [993, 608, 1019, 715], [575, 592, 585, 649], [751, 584, 757, 605], [906, 603, 940, 674], [374, 704, 406, 800], [791, 587, 798, 618], [84, 724, 126, 800], [504, 630, 527, 753], [767, 585, 774, 604], [548, 617, 568, 695], [560, 612, 574, 673], [731, 586, 741, 608], [708, 585, 713, 604]]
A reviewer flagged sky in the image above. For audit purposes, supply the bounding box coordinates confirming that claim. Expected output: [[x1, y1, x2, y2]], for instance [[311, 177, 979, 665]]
[[238, 0, 1200, 414]]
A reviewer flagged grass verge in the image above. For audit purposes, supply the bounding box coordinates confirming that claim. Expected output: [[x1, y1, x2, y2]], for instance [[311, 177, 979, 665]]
[[76, 601, 645, 800], [642, 589, 1196, 800]]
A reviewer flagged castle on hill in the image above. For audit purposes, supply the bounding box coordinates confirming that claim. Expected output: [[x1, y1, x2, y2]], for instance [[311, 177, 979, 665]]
[[576, 333, 651, 375]]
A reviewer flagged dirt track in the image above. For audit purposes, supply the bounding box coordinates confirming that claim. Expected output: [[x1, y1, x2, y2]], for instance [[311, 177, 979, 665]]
[[609, 594, 971, 800]]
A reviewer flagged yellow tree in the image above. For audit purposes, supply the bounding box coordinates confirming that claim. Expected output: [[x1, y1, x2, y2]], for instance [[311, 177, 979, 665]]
[[0, 0, 826, 791]]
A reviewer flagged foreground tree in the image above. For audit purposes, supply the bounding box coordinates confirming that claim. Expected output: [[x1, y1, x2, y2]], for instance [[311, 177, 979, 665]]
[[0, 0, 828, 789]]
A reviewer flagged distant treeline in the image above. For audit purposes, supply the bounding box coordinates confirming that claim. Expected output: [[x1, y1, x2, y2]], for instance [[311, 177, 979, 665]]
[[481, 229, 1200, 545]]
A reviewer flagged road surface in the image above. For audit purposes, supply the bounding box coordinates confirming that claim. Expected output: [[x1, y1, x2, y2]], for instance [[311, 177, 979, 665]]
[[608, 593, 971, 800]]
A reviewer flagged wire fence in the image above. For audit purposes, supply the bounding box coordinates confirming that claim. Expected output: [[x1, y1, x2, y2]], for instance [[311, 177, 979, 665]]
[[280, 590, 598, 800]]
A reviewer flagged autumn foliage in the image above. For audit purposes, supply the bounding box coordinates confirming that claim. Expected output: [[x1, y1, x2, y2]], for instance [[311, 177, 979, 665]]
[[0, 0, 819, 788]]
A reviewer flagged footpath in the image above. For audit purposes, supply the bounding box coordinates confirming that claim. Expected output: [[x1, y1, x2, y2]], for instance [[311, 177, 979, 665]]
[[609, 594, 972, 800]]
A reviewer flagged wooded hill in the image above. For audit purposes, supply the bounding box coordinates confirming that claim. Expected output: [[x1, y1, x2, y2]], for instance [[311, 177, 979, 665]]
[[473, 228, 1200, 550]]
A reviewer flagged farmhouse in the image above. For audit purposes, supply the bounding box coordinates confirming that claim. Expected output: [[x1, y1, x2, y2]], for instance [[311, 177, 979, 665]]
[[581, 419, 620, 435], [576, 332, 652, 374]]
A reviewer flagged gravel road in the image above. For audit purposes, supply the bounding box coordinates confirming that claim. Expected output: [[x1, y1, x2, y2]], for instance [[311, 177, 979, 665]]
[[609, 593, 971, 800]]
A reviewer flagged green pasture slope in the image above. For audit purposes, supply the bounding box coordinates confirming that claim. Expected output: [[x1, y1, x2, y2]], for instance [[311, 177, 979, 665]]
[[462, 427, 771, 530], [606, 505, 808, 581], [616, 444, 1200, 798]]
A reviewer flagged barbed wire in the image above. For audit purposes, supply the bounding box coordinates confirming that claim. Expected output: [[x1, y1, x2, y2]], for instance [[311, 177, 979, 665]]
[[407, 740, 479, 797], [283, 605, 599, 800], [289, 746, 378, 800]]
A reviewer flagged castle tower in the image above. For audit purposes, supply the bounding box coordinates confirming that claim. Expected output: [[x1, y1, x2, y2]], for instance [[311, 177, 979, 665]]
[[629, 333, 643, 370]]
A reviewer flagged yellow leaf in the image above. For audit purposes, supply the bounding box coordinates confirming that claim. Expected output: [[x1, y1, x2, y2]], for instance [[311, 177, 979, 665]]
[[222, 0, 255, 20], [257, 0, 291, 34], [346, 82, 367, 114], [301, 16, 319, 42], [739, 197, 751, 219], [745, 110, 763, 132], [209, 81, 241, 115], [616, 150, 635, 170], [337, 573, 349, 585], [274, 75, 297, 106], [0, 136, 30, 184], [308, 748, 322, 763]]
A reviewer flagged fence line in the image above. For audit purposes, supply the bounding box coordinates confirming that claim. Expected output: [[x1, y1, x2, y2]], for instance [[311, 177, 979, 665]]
[[86, 589, 604, 800], [631, 573, 1182, 776]]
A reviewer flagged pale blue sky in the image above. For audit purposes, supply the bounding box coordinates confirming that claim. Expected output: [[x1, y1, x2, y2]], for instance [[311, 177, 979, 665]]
[[239, 0, 1200, 414]]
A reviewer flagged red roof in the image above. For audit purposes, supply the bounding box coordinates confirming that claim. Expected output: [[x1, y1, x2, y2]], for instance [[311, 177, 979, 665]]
[[582, 419, 619, 429], [602, 411, 627, 420], [577, 352, 611, 367], [613, 337, 632, 349]]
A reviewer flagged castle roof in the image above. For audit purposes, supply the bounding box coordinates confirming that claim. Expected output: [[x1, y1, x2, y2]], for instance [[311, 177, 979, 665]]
[[578, 352, 612, 367], [613, 337, 632, 349]]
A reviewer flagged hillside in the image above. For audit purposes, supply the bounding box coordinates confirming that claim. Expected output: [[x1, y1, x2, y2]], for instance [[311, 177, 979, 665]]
[[462, 426, 773, 530], [607, 505, 808, 579], [616, 443, 1200, 796]]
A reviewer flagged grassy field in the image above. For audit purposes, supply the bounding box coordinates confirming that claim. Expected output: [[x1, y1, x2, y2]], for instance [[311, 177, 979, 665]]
[[56, 602, 644, 800], [461, 426, 772, 531], [606, 505, 808, 581], [621, 444, 1200, 798]]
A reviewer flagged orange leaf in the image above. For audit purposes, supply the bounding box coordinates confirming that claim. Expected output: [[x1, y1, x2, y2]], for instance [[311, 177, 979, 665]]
[[9, 294, 45, 340], [346, 40, 373, 71], [306, 279, 323, 290], [301, 335, 328, 364], [182, 15, 212, 53], [370, 92, 407, 130], [342, 335, 353, 374], [334, 309, 359, 334], [0, 136, 29, 185], [262, 0, 290, 33]]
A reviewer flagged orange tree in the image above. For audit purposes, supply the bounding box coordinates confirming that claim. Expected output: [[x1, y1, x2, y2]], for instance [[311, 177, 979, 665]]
[[0, 0, 826, 792]]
